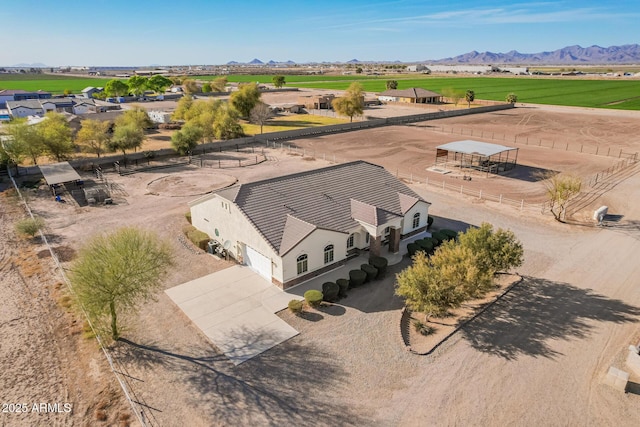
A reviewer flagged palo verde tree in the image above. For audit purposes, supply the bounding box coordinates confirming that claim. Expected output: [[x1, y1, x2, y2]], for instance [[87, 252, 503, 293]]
[[38, 112, 74, 161], [3, 119, 43, 165], [209, 76, 228, 92], [69, 227, 173, 341], [332, 82, 364, 122], [272, 75, 286, 88], [171, 122, 203, 155], [76, 119, 111, 158], [396, 223, 523, 318], [386, 80, 398, 90], [506, 93, 518, 104], [109, 124, 144, 156], [465, 89, 475, 108], [214, 104, 244, 140], [230, 82, 261, 118], [539, 172, 582, 222], [182, 78, 200, 94]]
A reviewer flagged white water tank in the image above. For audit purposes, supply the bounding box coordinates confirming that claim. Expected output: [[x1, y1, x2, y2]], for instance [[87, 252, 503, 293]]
[[593, 206, 608, 222]]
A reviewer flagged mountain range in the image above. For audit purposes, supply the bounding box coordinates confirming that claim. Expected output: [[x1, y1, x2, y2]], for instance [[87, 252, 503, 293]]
[[429, 44, 640, 64]]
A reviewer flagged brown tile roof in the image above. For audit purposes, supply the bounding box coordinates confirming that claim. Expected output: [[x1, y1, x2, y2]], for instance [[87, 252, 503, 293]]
[[208, 161, 429, 253], [378, 88, 442, 99], [350, 199, 401, 226]]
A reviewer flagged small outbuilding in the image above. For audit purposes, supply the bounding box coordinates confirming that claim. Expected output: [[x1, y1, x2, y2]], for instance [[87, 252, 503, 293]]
[[39, 161, 83, 195], [435, 140, 519, 175]]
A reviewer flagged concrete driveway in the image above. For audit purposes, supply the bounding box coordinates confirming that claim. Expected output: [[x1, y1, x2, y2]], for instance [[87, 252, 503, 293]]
[[165, 265, 298, 365]]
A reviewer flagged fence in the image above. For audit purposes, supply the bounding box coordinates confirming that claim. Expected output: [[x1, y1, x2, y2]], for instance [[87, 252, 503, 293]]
[[7, 171, 150, 426], [429, 123, 638, 161], [587, 155, 639, 187]]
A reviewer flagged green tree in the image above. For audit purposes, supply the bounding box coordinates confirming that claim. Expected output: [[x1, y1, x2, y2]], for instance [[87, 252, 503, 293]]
[[38, 112, 74, 161], [249, 102, 272, 134], [104, 79, 129, 97], [109, 124, 144, 155], [332, 82, 364, 122], [3, 119, 43, 165], [147, 75, 172, 94], [76, 119, 111, 158], [465, 89, 475, 108], [457, 223, 524, 276], [171, 122, 203, 155], [201, 82, 212, 93], [386, 80, 398, 90], [63, 88, 73, 96], [539, 172, 582, 222], [127, 75, 149, 97], [214, 105, 244, 140], [506, 93, 518, 104], [272, 75, 286, 88], [69, 227, 173, 340], [172, 95, 194, 121], [230, 83, 261, 118], [116, 106, 153, 131], [356, 66, 363, 74]]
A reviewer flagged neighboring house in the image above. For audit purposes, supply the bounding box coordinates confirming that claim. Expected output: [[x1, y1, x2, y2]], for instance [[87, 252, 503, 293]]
[[377, 88, 443, 104], [406, 64, 429, 72], [0, 89, 51, 108], [42, 98, 75, 113], [189, 161, 431, 289], [81, 86, 104, 98], [297, 94, 335, 109], [71, 98, 97, 114], [6, 100, 45, 118]]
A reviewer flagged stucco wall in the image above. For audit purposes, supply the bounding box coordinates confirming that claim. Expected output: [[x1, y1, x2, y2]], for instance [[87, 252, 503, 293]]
[[401, 200, 430, 235], [282, 228, 348, 284]]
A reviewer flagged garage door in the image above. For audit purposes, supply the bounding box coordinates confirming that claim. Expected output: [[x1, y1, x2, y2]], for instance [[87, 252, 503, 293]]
[[245, 246, 272, 281]]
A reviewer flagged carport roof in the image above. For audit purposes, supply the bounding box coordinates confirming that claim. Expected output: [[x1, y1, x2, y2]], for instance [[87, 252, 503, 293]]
[[39, 162, 82, 186], [437, 140, 518, 157]]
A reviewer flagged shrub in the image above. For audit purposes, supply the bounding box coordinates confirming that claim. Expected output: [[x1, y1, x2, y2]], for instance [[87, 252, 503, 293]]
[[440, 229, 458, 240], [15, 216, 45, 238], [361, 263, 378, 282], [336, 278, 349, 297], [369, 256, 388, 276], [183, 225, 210, 250], [431, 231, 447, 246], [288, 299, 304, 314], [185, 211, 192, 224], [349, 269, 366, 287], [417, 238, 434, 253], [304, 290, 323, 307], [407, 242, 420, 257], [427, 215, 434, 229], [413, 320, 436, 336], [322, 282, 340, 302]]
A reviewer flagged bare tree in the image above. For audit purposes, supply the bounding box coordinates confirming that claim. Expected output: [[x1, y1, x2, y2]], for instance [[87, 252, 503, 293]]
[[539, 172, 582, 222], [250, 102, 272, 134]]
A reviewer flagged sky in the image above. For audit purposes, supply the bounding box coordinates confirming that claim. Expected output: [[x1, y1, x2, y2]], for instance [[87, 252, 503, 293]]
[[2, 0, 639, 66]]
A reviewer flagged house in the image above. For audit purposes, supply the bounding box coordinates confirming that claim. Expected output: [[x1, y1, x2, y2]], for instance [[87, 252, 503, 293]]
[[6, 100, 45, 118], [406, 64, 429, 72], [189, 161, 431, 289], [148, 110, 173, 124], [297, 94, 335, 110], [0, 89, 51, 109], [81, 86, 104, 98], [377, 88, 443, 104]]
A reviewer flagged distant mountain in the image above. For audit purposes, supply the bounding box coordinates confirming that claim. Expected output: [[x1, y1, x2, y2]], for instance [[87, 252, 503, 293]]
[[430, 44, 640, 64], [11, 62, 48, 67], [226, 60, 239, 65], [346, 59, 360, 63], [248, 58, 263, 65]]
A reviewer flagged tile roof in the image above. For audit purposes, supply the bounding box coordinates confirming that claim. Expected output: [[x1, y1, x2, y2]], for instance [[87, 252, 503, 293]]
[[6, 100, 44, 110], [207, 161, 429, 253], [378, 88, 442, 99]]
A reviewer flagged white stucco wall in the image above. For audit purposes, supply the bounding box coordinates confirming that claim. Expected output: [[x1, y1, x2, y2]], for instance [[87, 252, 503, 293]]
[[73, 104, 92, 115], [190, 194, 282, 281], [281, 228, 348, 283], [401, 201, 430, 235], [378, 95, 398, 102], [8, 107, 43, 118]]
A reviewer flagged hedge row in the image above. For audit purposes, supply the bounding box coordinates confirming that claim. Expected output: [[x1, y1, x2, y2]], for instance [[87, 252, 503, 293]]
[[183, 225, 210, 250], [407, 230, 459, 258]]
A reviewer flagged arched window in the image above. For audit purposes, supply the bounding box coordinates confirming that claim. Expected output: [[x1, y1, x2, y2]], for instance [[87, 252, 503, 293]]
[[347, 233, 355, 248], [297, 254, 308, 275], [324, 244, 334, 264], [412, 212, 421, 229]]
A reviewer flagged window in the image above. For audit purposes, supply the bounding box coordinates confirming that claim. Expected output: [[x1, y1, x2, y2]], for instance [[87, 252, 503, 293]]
[[347, 234, 355, 249], [365, 232, 370, 244], [324, 245, 334, 264], [412, 212, 421, 229], [384, 227, 390, 235], [297, 254, 308, 275]]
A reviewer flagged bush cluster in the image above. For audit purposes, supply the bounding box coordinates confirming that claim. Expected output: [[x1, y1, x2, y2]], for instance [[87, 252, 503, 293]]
[[185, 211, 192, 224], [304, 290, 323, 307], [288, 299, 303, 314], [369, 256, 388, 276], [183, 225, 210, 250], [361, 264, 378, 282], [349, 269, 366, 287], [322, 282, 340, 302]]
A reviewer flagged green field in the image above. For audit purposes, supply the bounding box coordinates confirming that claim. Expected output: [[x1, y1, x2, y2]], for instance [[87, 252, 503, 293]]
[[0, 74, 114, 94], [291, 77, 640, 110], [2, 73, 639, 110]]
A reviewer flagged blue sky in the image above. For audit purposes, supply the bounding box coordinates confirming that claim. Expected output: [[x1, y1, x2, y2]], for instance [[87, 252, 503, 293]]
[[2, 0, 639, 66]]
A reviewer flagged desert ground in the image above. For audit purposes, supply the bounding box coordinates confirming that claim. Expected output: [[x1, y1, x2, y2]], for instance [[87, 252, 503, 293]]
[[2, 104, 640, 426]]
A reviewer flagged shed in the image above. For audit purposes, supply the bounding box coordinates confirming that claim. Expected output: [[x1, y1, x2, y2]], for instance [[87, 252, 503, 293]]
[[39, 162, 82, 186], [435, 140, 519, 175]]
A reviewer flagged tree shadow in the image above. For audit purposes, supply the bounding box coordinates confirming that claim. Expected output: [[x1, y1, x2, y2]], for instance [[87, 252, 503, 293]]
[[114, 328, 370, 425], [460, 276, 640, 360], [501, 165, 558, 183]]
